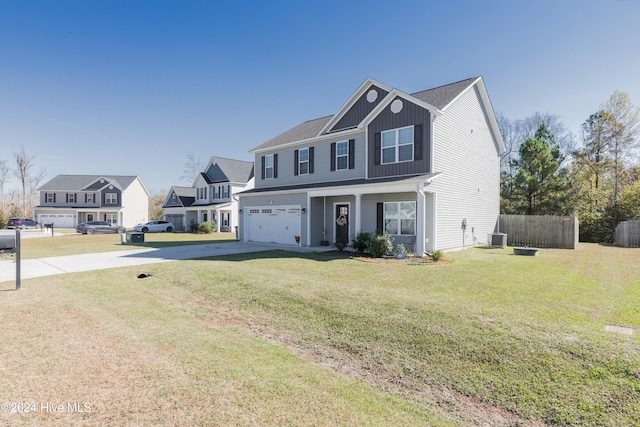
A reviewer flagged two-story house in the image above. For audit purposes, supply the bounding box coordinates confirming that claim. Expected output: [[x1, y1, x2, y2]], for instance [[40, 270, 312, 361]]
[[162, 156, 254, 232], [34, 175, 149, 228], [237, 77, 505, 254]]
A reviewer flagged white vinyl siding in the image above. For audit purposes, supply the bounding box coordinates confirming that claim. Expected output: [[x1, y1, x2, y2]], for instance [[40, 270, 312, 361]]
[[430, 85, 501, 251]]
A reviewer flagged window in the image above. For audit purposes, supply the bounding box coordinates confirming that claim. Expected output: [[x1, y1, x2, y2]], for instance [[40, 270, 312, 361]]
[[67, 193, 76, 203], [336, 141, 348, 170], [87, 194, 95, 203], [171, 194, 177, 203], [298, 148, 309, 175], [198, 187, 208, 200], [105, 213, 118, 224], [223, 185, 229, 198], [384, 202, 416, 235], [265, 155, 274, 179], [46, 193, 54, 203], [381, 126, 414, 164], [105, 193, 117, 204]]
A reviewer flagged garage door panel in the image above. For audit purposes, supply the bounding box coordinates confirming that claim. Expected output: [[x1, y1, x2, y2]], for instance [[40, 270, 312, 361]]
[[246, 206, 301, 245]]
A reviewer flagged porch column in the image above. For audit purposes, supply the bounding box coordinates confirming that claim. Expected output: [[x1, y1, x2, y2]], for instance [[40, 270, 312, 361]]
[[354, 193, 362, 236], [215, 208, 220, 233], [416, 186, 426, 255]]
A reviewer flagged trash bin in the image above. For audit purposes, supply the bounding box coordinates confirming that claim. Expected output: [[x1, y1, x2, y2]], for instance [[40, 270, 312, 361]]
[[234, 226, 239, 241], [120, 233, 127, 244]]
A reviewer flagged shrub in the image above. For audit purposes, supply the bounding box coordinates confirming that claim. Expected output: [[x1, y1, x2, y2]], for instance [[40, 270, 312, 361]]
[[335, 238, 348, 252], [189, 219, 199, 233], [199, 222, 213, 234], [431, 249, 445, 262], [369, 234, 394, 258], [351, 231, 372, 254], [395, 243, 407, 257]]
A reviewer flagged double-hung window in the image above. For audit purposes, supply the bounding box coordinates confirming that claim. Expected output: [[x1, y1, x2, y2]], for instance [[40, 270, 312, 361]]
[[298, 148, 309, 175], [87, 194, 95, 203], [265, 155, 274, 179], [381, 126, 414, 164], [384, 202, 416, 235], [46, 193, 54, 203], [105, 193, 118, 204], [336, 141, 348, 170], [67, 193, 76, 203]]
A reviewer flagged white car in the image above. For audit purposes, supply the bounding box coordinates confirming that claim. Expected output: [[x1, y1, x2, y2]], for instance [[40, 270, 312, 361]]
[[133, 220, 174, 233]]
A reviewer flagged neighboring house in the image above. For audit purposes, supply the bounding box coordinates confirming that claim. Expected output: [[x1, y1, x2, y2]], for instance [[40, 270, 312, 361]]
[[34, 175, 150, 228], [162, 156, 254, 232], [237, 76, 505, 253]]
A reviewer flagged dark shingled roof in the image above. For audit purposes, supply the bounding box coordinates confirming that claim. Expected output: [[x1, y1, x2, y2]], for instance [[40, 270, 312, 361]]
[[38, 175, 140, 191], [205, 156, 254, 184], [164, 186, 195, 208], [250, 78, 478, 152]]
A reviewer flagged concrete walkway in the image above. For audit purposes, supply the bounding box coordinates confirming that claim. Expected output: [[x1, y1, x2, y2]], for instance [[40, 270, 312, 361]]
[[0, 240, 332, 284]]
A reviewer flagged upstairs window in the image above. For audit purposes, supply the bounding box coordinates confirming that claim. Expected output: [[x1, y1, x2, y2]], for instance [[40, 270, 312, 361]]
[[336, 141, 348, 170], [46, 193, 55, 203], [223, 185, 229, 198], [265, 155, 274, 179], [67, 193, 76, 203], [86, 193, 95, 203], [171, 194, 177, 204], [298, 148, 309, 175], [105, 193, 118, 204], [381, 126, 414, 164]]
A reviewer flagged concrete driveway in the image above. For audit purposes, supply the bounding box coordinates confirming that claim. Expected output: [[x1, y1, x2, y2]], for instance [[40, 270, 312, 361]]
[[0, 240, 332, 284]]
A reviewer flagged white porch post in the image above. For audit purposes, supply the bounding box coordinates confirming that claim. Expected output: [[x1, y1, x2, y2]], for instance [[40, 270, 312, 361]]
[[354, 193, 362, 236], [215, 208, 220, 233], [416, 186, 426, 255]]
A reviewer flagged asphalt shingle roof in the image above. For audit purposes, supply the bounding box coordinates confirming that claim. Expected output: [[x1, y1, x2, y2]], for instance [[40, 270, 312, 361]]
[[38, 175, 139, 191], [250, 77, 478, 152], [205, 156, 254, 184]]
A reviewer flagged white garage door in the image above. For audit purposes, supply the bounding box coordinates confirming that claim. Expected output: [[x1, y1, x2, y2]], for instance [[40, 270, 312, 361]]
[[38, 214, 74, 228], [245, 206, 301, 245]]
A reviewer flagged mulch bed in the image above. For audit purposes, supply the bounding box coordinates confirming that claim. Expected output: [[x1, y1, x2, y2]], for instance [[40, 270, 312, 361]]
[[321, 250, 447, 264]]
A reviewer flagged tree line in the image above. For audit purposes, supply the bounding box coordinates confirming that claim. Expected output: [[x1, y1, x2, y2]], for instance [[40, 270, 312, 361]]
[[499, 91, 640, 243], [0, 145, 45, 227]]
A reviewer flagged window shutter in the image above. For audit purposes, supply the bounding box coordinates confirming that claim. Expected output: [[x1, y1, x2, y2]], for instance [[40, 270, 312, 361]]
[[374, 133, 381, 166], [348, 139, 355, 169], [294, 150, 299, 176], [330, 143, 336, 171], [84, 193, 87, 203], [66, 193, 69, 203], [376, 202, 383, 233], [261, 156, 265, 180], [273, 154, 278, 178], [414, 124, 423, 161], [309, 147, 314, 174], [53, 193, 56, 203]]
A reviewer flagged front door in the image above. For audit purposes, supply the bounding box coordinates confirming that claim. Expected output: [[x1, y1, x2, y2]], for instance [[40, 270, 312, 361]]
[[335, 204, 349, 244]]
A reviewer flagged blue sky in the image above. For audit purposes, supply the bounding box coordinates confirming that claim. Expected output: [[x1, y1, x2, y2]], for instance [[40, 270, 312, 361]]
[[1, 0, 639, 194]]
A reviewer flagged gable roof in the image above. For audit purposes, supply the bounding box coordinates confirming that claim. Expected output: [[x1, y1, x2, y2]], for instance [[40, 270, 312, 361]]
[[202, 156, 254, 184], [38, 175, 141, 192], [164, 186, 196, 208], [249, 77, 487, 153]]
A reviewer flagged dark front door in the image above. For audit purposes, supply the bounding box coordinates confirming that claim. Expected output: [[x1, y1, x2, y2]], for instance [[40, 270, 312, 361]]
[[335, 204, 349, 244]]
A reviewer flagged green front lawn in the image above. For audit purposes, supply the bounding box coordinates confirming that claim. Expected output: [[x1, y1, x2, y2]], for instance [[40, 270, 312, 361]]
[[1, 243, 638, 425]]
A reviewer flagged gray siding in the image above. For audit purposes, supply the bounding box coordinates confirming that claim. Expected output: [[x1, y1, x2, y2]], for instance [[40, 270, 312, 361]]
[[367, 97, 432, 178], [429, 85, 501, 251], [40, 191, 101, 208], [255, 133, 366, 189], [330, 85, 389, 132]]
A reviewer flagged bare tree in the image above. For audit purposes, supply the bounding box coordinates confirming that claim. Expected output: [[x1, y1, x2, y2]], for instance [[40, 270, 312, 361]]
[[0, 160, 9, 212], [28, 167, 47, 213], [13, 145, 38, 216], [180, 152, 204, 185]]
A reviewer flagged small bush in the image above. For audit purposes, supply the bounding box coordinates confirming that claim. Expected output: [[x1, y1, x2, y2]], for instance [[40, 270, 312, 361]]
[[335, 238, 348, 252], [395, 243, 407, 257], [431, 249, 445, 262], [352, 232, 372, 254], [189, 219, 199, 233], [198, 222, 213, 234], [369, 234, 394, 258]]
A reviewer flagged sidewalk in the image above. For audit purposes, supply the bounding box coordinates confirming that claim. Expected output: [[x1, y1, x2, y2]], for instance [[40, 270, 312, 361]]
[[0, 241, 333, 284]]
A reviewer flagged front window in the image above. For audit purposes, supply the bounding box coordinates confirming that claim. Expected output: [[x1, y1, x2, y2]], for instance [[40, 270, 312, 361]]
[[384, 202, 416, 235], [265, 155, 274, 179], [105, 193, 117, 204], [87, 194, 95, 203], [381, 126, 414, 164], [336, 141, 348, 171], [298, 148, 309, 175], [68, 193, 76, 203], [223, 185, 229, 198], [46, 193, 54, 203], [105, 213, 118, 224]]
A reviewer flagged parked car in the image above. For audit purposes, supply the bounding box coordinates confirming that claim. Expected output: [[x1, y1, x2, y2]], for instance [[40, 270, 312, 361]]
[[76, 221, 126, 235], [6, 218, 38, 229], [133, 220, 174, 233]]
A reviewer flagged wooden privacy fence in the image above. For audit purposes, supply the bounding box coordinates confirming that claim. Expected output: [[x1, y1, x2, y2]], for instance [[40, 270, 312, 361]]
[[615, 220, 640, 248], [498, 215, 579, 249]]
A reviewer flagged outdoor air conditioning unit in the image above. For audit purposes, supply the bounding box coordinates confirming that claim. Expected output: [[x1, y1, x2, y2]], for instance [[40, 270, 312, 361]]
[[489, 232, 507, 249]]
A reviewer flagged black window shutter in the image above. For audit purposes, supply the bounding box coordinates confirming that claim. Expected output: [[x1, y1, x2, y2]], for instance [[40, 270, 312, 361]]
[[261, 156, 265, 179], [294, 150, 299, 176], [376, 202, 384, 232], [330, 143, 336, 171], [374, 133, 381, 166], [66, 193, 69, 203], [309, 147, 314, 174], [414, 124, 423, 161], [273, 154, 278, 178], [53, 193, 56, 203], [348, 139, 355, 169], [84, 193, 87, 203]]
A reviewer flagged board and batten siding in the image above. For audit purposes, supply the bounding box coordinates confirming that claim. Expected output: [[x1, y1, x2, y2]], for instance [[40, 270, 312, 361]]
[[254, 133, 366, 189], [429, 85, 501, 251], [330, 85, 390, 132]]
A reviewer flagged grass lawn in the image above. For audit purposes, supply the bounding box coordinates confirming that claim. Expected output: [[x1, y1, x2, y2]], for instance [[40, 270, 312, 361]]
[[1, 242, 638, 426], [16, 231, 237, 259]]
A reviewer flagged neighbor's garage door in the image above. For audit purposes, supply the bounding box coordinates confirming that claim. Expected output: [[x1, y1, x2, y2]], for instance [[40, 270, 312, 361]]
[[245, 206, 301, 245], [38, 214, 74, 228]]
